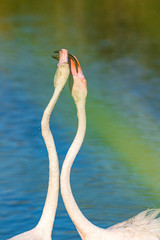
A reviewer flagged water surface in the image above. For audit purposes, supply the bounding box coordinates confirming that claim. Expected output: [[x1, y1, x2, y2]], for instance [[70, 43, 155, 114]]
[[0, 1, 160, 239]]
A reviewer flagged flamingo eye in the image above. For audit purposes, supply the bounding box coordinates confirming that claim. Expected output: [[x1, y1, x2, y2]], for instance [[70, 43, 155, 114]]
[[82, 78, 87, 85]]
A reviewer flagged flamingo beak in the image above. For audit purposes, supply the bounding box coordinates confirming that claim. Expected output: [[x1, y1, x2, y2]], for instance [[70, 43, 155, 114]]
[[68, 53, 79, 73], [51, 50, 60, 60], [52, 50, 78, 73]]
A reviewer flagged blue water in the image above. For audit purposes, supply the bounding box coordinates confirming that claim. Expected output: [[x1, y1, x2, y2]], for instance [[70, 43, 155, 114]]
[[0, 1, 160, 239]]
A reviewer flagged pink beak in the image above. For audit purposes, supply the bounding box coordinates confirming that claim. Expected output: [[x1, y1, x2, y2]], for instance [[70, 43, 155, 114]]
[[70, 56, 86, 82]]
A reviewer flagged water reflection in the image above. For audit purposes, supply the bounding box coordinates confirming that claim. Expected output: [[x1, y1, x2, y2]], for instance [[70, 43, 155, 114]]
[[0, 0, 160, 239]]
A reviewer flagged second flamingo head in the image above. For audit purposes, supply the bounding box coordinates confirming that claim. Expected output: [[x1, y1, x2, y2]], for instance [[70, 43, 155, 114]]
[[69, 56, 87, 104]]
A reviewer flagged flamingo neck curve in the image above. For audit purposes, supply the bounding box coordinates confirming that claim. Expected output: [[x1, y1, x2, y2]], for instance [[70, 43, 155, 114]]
[[36, 63, 69, 237], [61, 99, 97, 238]]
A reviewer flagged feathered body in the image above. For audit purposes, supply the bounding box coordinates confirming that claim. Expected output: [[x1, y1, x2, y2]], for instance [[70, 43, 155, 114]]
[[86, 209, 160, 240]]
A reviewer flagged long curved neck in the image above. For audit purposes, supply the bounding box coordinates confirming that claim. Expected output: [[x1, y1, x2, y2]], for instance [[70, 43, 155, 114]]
[[61, 99, 95, 237], [36, 87, 60, 235]]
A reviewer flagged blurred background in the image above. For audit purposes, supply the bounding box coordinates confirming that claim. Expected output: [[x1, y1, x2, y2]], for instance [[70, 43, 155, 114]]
[[0, 0, 160, 239]]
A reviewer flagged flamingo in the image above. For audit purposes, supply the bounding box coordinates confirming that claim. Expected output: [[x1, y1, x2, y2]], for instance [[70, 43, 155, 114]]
[[60, 54, 160, 240], [9, 49, 70, 240]]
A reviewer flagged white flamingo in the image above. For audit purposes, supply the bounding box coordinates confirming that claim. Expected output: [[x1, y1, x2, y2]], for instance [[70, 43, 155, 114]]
[[9, 49, 70, 240], [60, 55, 160, 240]]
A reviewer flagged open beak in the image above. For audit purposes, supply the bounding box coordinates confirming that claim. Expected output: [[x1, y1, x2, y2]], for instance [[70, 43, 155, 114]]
[[52, 50, 78, 73], [51, 50, 60, 60]]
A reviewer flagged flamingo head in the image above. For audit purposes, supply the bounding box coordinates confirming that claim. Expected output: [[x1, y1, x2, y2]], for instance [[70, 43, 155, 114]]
[[52, 49, 70, 89], [69, 56, 87, 104], [52, 49, 87, 103]]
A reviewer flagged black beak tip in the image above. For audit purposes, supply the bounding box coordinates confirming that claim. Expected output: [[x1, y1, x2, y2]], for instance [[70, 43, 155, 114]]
[[54, 50, 60, 53], [52, 55, 59, 60]]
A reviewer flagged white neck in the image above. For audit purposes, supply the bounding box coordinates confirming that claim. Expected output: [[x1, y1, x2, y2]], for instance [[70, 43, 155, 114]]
[[36, 86, 60, 235], [61, 99, 96, 238], [36, 62, 69, 237]]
